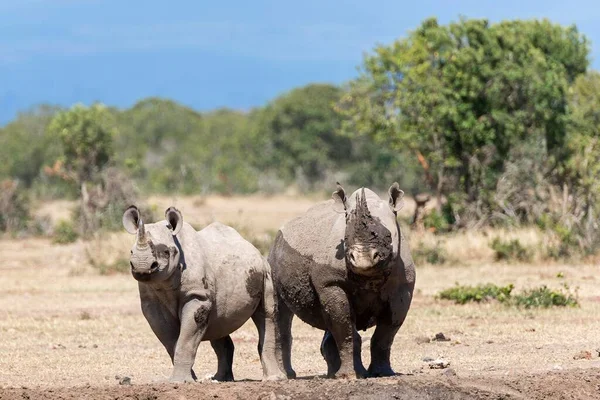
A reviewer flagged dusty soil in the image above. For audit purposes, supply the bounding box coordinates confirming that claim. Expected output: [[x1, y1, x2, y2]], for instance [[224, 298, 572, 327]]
[[2, 195, 600, 399], [3, 369, 600, 400]]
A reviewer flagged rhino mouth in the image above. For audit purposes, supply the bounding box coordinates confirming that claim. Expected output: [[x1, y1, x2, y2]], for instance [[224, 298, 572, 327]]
[[131, 261, 160, 281]]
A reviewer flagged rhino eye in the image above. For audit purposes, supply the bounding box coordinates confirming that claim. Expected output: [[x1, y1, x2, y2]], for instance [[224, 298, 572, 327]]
[[163, 249, 170, 257]]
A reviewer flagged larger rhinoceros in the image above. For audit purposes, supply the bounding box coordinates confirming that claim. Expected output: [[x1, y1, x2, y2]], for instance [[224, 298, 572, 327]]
[[268, 183, 416, 379], [122, 206, 285, 383]]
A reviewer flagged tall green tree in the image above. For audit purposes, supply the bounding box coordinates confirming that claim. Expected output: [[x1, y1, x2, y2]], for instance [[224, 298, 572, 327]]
[[253, 84, 353, 186], [49, 103, 116, 186], [339, 17, 589, 219], [0, 105, 62, 186]]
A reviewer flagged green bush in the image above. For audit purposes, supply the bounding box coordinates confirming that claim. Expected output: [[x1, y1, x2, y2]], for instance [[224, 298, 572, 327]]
[[513, 284, 578, 308], [53, 220, 79, 244], [437, 283, 514, 304], [490, 238, 532, 262], [413, 241, 448, 265], [0, 179, 31, 235], [422, 209, 451, 233], [438, 282, 579, 308]]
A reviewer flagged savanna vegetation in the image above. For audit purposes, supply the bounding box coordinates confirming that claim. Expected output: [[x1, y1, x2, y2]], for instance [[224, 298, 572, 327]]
[[2, 17, 600, 265]]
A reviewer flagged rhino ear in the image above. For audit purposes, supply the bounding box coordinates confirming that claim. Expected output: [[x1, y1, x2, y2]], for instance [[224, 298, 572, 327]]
[[123, 205, 140, 234], [388, 182, 405, 213], [332, 182, 347, 214], [165, 207, 183, 236]]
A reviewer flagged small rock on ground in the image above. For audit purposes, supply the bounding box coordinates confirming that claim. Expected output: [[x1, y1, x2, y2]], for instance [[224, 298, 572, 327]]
[[432, 333, 451, 342], [118, 376, 131, 385], [428, 359, 450, 369], [573, 350, 592, 360], [442, 368, 457, 377]]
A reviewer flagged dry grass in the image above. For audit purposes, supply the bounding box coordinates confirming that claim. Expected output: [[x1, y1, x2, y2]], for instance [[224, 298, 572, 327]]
[[3, 194, 600, 390], [409, 227, 544, 266]]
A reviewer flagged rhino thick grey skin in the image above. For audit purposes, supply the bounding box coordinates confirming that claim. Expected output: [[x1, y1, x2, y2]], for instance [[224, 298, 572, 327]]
[[268, 183, 416, 379], [122, 206, 285, 383]]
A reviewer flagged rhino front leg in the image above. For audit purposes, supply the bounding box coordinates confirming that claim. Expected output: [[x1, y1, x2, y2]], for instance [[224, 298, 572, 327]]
[[170, 297, 212, 383], [321, 329, 362, 378], [368, 322, 400, 377], [210, 336, 234, 381], [319, 287, 367, 379], [368, 291, 412, 377]]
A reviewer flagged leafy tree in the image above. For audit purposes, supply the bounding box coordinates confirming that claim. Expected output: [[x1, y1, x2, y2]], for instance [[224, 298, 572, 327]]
[[339, 17, 589, 222], [253, 84, 353, 187], [48, 103, 116, 186], [114, 97, 204, 181], [48, 103, 120, 236], [0, 105, 62, 186]]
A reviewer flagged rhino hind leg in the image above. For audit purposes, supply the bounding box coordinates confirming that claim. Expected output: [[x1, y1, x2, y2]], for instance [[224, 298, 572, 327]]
[[210, 336, 235, 381], [275, 294, 296, 379], [320, 330, 340, 377], [251, 270, 287, 381]]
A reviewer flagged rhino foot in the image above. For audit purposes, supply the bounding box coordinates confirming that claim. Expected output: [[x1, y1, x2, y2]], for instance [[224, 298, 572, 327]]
[[286, 369, 297, 379], [169, 373, 196, 383], [329, 366, 368, 380], [262, 372, 288, 382], [211, 372, 234, 382], [368, 364, 395, 377]]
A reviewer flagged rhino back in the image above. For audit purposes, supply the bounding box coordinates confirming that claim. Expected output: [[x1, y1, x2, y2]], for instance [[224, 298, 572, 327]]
[[278, 199, 346, 266], [196, 222, 265, 339], [270, 200, 347, 329]]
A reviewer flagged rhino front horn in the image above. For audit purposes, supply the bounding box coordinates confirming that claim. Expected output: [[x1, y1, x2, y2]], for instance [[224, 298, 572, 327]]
[[137, 217, 149, 248]]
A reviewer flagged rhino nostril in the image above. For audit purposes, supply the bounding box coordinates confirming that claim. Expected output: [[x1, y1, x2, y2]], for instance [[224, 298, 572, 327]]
[[150, 261, 159, 271], [373, 251, 380, 261], [129, 261, 134, 270], [349, 253, 355, 262]]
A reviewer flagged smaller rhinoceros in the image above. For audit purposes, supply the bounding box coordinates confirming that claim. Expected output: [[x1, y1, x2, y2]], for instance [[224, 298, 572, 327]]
[[269, 183, 416, 379], [122, 206, 285, 382]]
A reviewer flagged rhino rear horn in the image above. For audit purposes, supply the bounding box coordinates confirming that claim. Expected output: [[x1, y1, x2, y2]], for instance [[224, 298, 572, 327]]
[[165, 207, 183, 236], [356, 188, 371, 217], [123, 205, 140, 234], [332, 182, 347, 213], [388, 182, 405, 213]]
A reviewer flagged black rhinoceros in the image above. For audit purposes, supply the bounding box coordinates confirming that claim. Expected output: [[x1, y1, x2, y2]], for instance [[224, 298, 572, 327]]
[[268, 183, 416, 379], [122, 206, 284, 382]]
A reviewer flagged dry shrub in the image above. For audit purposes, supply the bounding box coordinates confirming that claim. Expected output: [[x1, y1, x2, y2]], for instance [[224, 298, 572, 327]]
[[84, 231, 133, 275], [74, 167, 155, 238], [0, 179, 30, 234]]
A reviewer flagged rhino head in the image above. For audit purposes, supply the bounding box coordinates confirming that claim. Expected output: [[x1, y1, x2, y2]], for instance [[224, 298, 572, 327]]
[[122, 205, 184, 282], [332, 182, 404, 276]]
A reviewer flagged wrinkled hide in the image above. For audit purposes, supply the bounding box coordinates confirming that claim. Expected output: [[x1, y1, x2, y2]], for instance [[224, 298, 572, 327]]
[[269, 184, 415, 379]]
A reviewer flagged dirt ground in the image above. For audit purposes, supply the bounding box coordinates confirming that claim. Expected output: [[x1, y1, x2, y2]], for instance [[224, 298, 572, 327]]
[[2, 195, 600, 399]]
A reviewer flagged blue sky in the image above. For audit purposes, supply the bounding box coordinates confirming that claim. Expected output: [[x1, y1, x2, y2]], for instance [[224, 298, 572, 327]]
[[1, 0, 600, 124]]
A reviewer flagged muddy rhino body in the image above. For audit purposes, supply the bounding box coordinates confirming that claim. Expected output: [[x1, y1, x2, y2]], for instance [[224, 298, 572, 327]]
[[123, 206, 284, 382], [269, 184, 416, 379]]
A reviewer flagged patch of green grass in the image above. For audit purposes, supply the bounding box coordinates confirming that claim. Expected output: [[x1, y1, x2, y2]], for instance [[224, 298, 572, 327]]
[[512, 284, 578, 308], [437, 283, 514, 304], [52, 220, 79, 244], [490, 238, 532, 262], [413, 241, 448, 265], [438, 282, 579, 308]]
